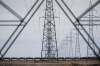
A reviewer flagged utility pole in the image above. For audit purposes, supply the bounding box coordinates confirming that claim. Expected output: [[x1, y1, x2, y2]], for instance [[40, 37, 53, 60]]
[[41, 0, 58, 58]]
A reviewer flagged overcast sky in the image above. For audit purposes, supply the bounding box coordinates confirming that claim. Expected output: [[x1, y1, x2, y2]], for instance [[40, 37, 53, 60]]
[[0, 0, 100, 58]]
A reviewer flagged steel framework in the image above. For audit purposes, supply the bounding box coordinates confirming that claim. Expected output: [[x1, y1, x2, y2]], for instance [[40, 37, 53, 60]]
[[0, 0, 100, 60], [0, 0, 44, 58], [41, 0, 58, 58], [55, 0, 100, 60]]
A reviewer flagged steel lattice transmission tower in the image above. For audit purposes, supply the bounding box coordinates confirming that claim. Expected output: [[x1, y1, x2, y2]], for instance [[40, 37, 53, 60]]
[[41, 0, 58, 58], [87, 0, 95, 57]]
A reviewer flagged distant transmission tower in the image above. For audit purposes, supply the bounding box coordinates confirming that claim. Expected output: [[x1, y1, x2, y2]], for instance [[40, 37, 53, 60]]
[[41, 0, 58, 58], [75, 30, 81, 58], [75, 0, 100, 58], [87, 0, 95, 57]]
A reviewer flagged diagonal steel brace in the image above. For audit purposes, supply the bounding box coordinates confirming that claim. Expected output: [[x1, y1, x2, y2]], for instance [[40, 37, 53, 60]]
[[55, 0, 100, 59], [61, 0, 100, 55], [0, 0, 43, 58], [0, 0, 22, 20]]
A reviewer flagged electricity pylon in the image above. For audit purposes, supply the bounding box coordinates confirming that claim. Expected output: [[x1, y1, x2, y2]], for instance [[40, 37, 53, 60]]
[[41, 0, 58, 58]]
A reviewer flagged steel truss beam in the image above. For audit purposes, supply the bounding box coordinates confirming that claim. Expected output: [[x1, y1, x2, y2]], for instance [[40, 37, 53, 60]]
[[0, 20, 22, 26], [76, 17, 100, 26], [55, 0, 100, 60], [0, 0, 44, 58], [0, 0, 22, 20], [77, 0, 100, 20], [76, 16, 100, 26], [0, 24, 24, 26], [0, 20, 20, 22], [75, 24, 100, 26], [80, 20, 100, 22]]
